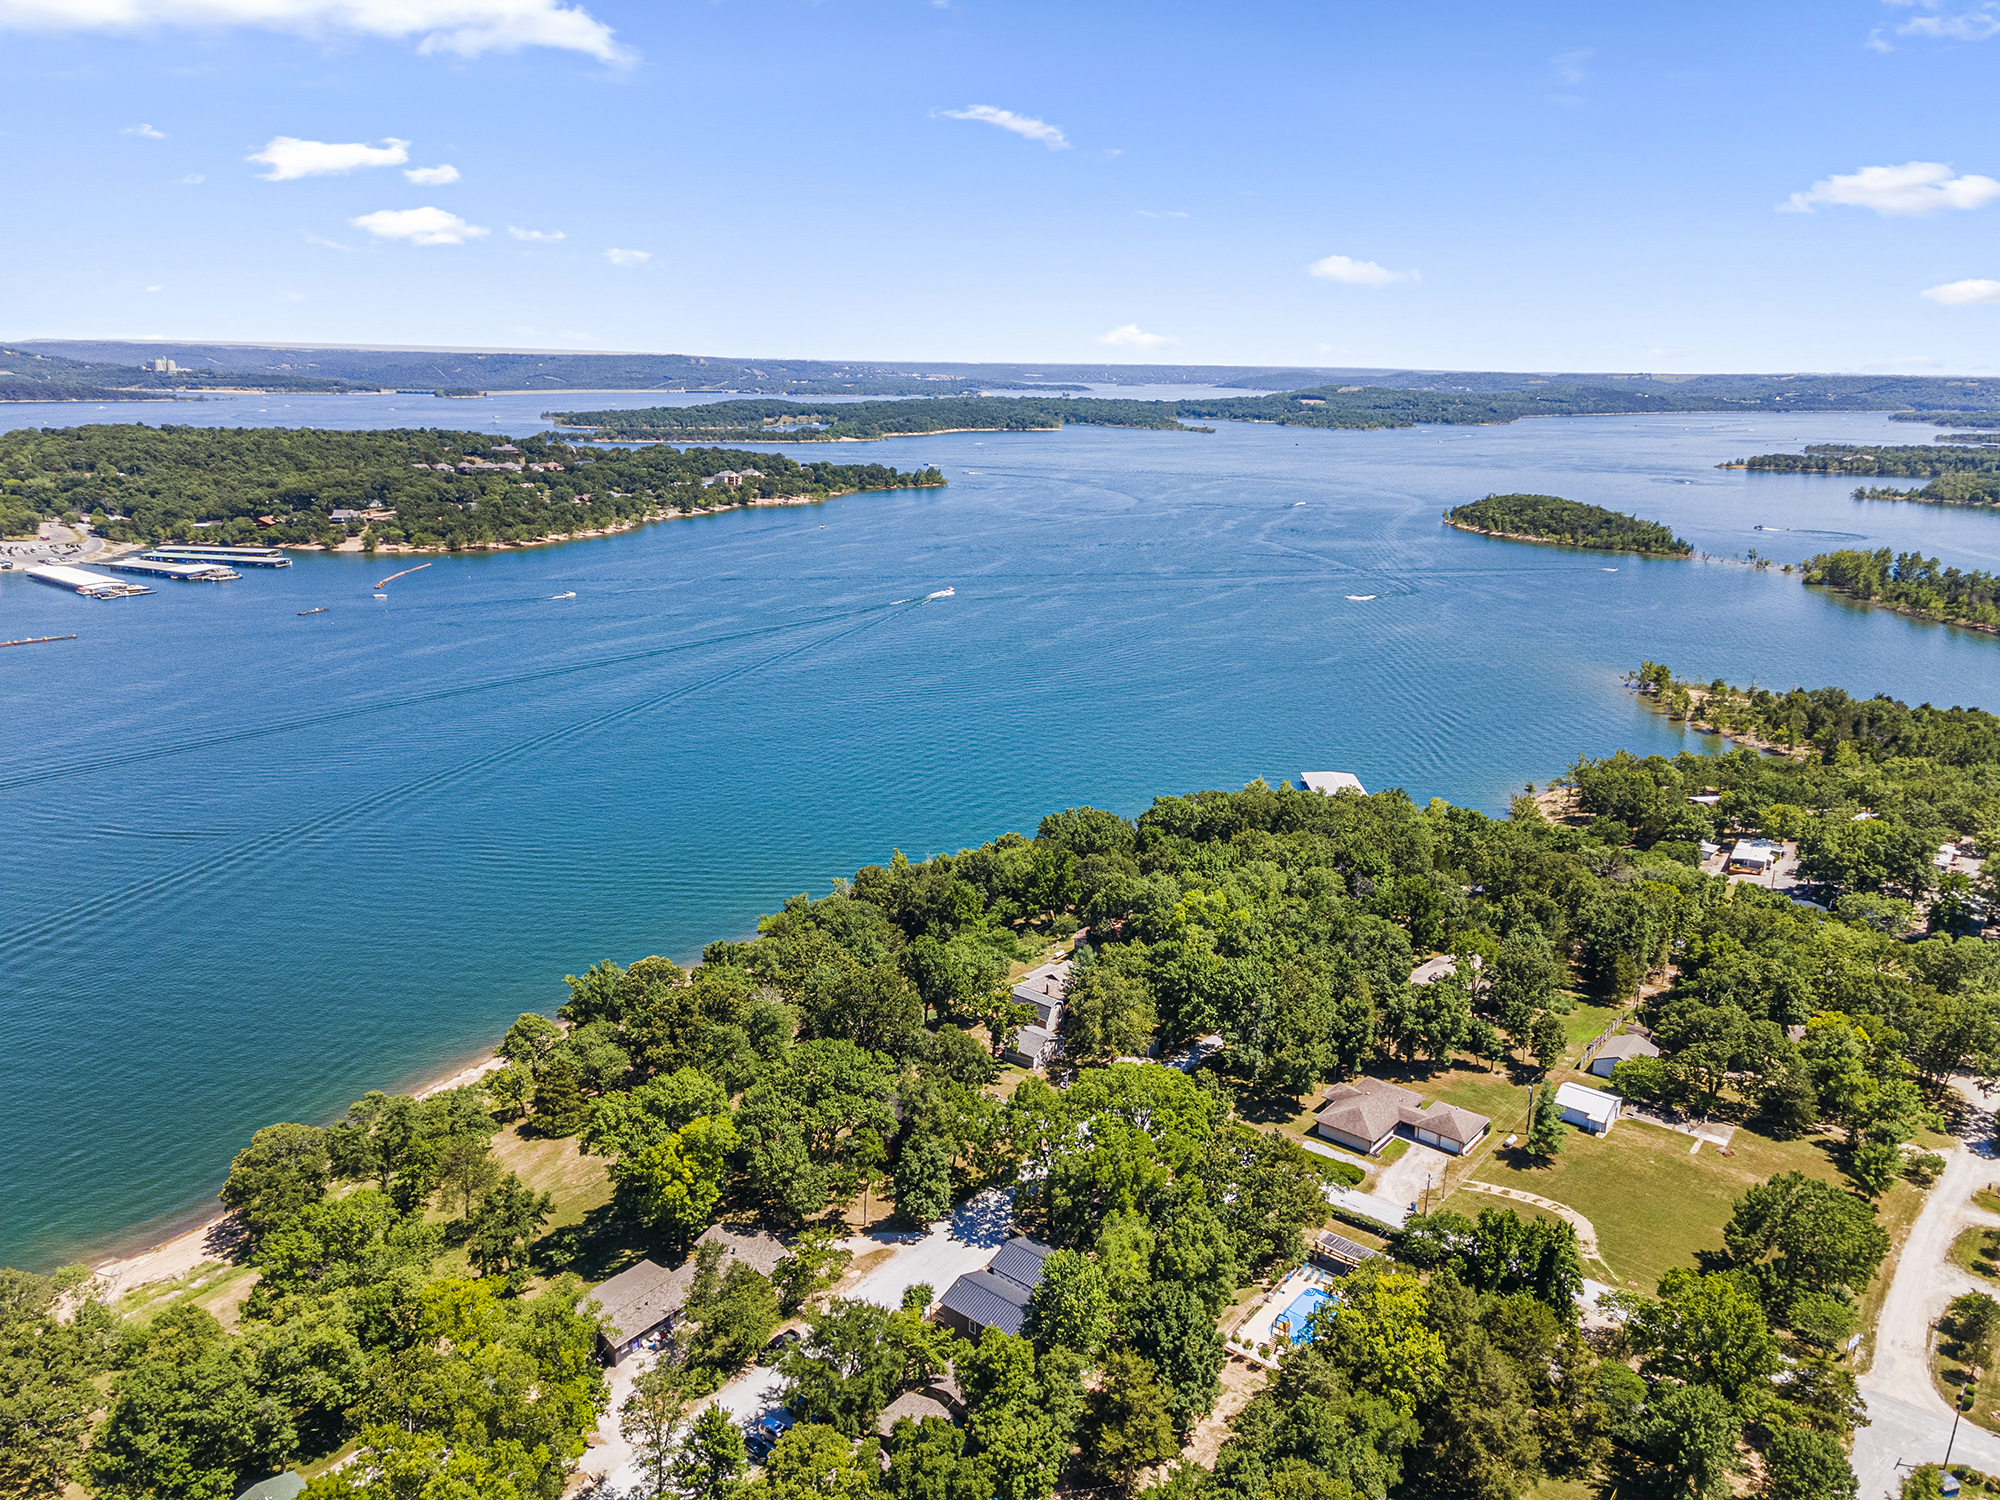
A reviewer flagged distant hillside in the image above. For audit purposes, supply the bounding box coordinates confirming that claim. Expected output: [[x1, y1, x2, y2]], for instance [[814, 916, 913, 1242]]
[[0, 345, 376, 402], [550, 395, 1200, 441], [20, 340, 2000, 409]]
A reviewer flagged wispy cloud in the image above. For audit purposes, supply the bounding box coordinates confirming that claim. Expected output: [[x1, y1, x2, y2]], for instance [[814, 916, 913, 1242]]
[[1921, 278, 2000, 305], [1549, 47, 1591, 84], [404, 163, 459, 184], [145, 284, 163, 292], [1136, 209, 1189, 219], [349, 206, 488, 245], [1782, 161, 2000, 215], [0, 0, 628, 62], [1888, 0, 2000, 40], [1096, 323, 1175, 350], [303, 231, 353, 251], [122, 122, 166, 138], [1306, 254, 1417, 286], [509, 226, 565, 241], [940, 104, 1070, 150], [179, 173, 204, 184], [250, 136, 409, 181], [604, 247, 650, 265], [1865, 26, 1895, 50]]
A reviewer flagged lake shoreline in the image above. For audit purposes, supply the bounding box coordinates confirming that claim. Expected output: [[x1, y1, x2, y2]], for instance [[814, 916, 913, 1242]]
[[1443, 518, 1693, 557]]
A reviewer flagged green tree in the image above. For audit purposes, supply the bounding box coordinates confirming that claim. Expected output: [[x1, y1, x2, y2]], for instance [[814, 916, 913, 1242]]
[[0, 1267, 116, 1500], [1128, 1281, 1225, 1430], [611, 1114, 740, 1249], [893, 1130, 955, 1226], [1627, 1268, 1781, 1403], [1059, 965, 1159, 1065], [466, 1173, 555, 1277], [435, 1133, 501, 1218], [1529, 1012, 1568, 1075], [758, 1423, 878, 1500], [1636, 1382, 1738, 1498], [1021, 1249, 1111, 1359], [674, 1402, 749, 1500], [683, 1253, 782, 1379], [532, 1058, 589, 1138], [780, 1299, 906, 1436], [1082, 1348, 1179, 1491], [1525, 1084, 1566, 1159], [1760, 1425, 1856, 1500], [773, 1228, 855, 1314], [498, 1012, 564, 1069], [219, 1122, 331, 1239], [1725, 1172, 1890, 1313]]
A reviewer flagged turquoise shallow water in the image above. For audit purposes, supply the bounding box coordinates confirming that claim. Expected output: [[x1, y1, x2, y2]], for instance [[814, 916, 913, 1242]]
[[4, 400, 2000, 1270]]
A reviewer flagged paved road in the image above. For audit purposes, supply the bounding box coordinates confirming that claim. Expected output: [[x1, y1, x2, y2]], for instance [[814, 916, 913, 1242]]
[[1298, 1139, 1408, 1228], [1853, 1079, 2000, 1497]]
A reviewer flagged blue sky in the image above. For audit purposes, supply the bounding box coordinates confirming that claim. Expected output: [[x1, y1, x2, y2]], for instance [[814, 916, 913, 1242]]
[[8, 0, 2000, 372]]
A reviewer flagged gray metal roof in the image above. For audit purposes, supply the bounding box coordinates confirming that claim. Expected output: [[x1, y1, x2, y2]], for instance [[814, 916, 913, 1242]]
[[236, 1476, 305, 1500], [989, 1235, 1055, 1288], [938, 1268, 1035, 1337]]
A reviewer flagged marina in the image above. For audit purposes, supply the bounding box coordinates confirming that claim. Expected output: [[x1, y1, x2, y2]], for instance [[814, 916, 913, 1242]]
[[104, 558, 242, 582], [24, 563, 153, 598], [142, 545, 292, 568]]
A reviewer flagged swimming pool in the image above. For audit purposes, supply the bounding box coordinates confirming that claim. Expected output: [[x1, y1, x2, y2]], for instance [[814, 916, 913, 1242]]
[[1274, 1285, 1332, 1342]]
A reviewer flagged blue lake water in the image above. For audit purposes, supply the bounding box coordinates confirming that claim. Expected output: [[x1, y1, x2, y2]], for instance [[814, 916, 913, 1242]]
[[5, 395, 2000, 1270]]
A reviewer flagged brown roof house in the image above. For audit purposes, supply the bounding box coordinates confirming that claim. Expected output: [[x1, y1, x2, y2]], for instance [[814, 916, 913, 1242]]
[[586, 1223, 786, 1365], [1313, 1078, 1491, 1157]]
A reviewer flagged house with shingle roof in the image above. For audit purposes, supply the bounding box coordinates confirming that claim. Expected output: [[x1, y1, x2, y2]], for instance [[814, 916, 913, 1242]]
[[1313, 1078, 1491, 1157]]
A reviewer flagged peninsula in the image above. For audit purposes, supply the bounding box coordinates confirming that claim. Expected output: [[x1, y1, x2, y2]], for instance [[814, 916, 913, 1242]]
[[1802, 547, 2000, 634], [1724, 443, 2000, 512], [0, 424, 944, 552], [546, 395, 1207, 442], [1445, 493, 1692, 555]]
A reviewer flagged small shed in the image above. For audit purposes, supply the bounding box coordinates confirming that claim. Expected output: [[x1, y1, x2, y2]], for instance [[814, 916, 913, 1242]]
[[1589, 1032, 1661, 1079], [1554, 1080, 1623, 1136]]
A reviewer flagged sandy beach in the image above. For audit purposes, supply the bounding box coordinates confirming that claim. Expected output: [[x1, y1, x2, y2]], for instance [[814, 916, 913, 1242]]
[[82, 1044, 515, 1300]]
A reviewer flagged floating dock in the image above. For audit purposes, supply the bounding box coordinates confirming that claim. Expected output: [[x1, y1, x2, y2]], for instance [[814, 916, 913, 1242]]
[[143, 545, 291, 568], [26, 564, 152, 598], [105, 558, 241, 582]]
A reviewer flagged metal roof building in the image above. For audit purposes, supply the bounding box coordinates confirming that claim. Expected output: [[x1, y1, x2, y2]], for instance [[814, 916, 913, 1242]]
[[935, 1235, 1055, 1341]]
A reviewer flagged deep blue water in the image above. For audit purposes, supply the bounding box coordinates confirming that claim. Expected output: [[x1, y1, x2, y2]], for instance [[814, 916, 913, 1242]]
[[5, 397, 2000, 1271]]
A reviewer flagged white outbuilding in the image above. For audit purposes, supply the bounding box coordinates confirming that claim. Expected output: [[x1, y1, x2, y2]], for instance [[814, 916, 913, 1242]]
[[1554, 1080, 1624, 1136]]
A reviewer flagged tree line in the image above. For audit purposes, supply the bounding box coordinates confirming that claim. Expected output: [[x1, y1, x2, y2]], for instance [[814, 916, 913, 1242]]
[[1803, 547, 2000, 632], [1447, 493, 1692, 556], [0, 424, 943, 548], [546, 397, 1205, 442]]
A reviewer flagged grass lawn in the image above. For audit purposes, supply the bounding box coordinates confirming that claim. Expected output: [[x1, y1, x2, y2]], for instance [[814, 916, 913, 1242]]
[[1952, 1226, 2000, 1285], [1463, 1115, 1855, 1291], [1979, 1185, 2000, 1217], [1561, 1002, 1627, 1055], [1931, 1321, 2000, 1437]]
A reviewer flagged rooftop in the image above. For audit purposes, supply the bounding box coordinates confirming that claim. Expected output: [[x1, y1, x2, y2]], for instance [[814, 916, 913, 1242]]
[[1301, 771, 1367, 796]]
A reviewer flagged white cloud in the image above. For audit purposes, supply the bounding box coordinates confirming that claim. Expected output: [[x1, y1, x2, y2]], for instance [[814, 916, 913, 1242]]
[[1307, 253, 1416, 286], [250, 135, 408, 181], [603, 247, 650, 265], [122, 122, 166, 137], [941, 104, 1070, 150], [1549, 47, 1591, 84], [1865, 26, 1894, 49], [0, 0, 626, 61], [404, 163, 458, 184], [349, 206, 488, 245], [1782, 160, 2000, 215], [1096, 323, 1175, 349], [1921, 278, 2000, 305], [179, 172, 204, 184], [145, 283, 163, 292], [1890, 0, 2000, 40], [509, 225, 564, 241]]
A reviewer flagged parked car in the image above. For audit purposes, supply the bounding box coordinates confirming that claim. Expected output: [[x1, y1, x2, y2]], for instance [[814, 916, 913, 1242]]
[[757, 1329, 801, 1367]]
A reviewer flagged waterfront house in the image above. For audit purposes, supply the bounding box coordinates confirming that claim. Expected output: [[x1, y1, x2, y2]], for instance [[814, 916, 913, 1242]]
[[1312, 1078, 1491, 1156], [588, 1223, 786, 1365], [935, 1235, 1056, 1341], [875, 1390, 960, 1438], [1589, 1032, 1660, 1079], [1010, 959, 1071, 1030], [1554, 1080, 1623, 1136], [1301, 771, 1368, 796]]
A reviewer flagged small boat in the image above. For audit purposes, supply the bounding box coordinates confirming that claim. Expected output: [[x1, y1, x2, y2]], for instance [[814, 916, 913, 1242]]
[[1346, 594, 1377, 601], [927, 587, 955, 599], [373, 592, 387, 599], [1602, 568, 1618, 572], [549, 591, 576, 600], [1293, 502, 1306, 507], [298, 607, 327, 615]]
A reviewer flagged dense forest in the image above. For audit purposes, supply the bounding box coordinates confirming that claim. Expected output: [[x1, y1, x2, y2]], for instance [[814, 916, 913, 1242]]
[[0, 425, 943, 547], [1174, 382, 1868, 431], [548, 397, 1204, 442], [1446, 493, 1692, 555], [1891, 412, 2000, 428], [1801, 548, 2000, 632], [10, 659, 1997, 1499], [0, 345, 375, 402]]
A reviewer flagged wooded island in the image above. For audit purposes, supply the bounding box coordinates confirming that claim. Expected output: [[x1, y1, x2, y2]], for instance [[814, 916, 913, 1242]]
[[1445, 493, 1692, 555]]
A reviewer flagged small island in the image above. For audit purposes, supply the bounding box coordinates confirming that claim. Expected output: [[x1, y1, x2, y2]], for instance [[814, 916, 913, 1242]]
[[1724, 443, 2000, 511], [1444, 493, 1692, 555], [1802, 547, 2000, 634], [547, 395, 1208, 443]]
